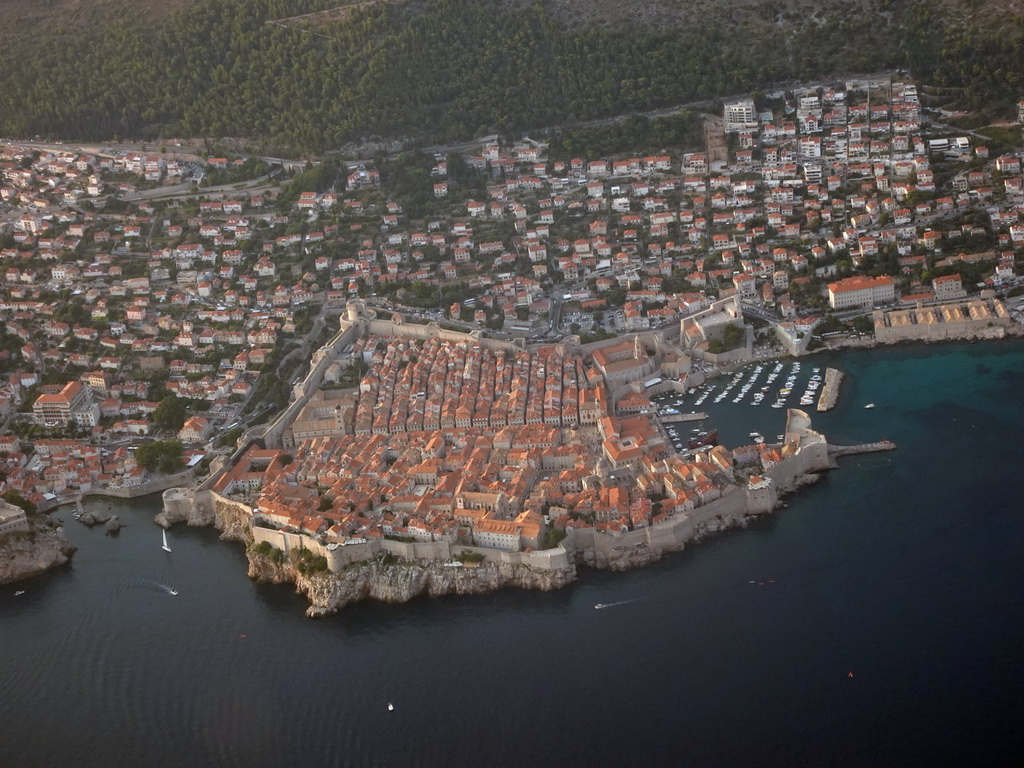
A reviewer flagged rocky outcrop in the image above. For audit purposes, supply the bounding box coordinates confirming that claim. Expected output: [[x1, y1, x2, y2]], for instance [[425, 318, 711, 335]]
[[104, 516, 122, 535], [776, 471, 823, 496], [579, 541, 665, 571], [211, 496, 252, 543], [79, 508, 113, 527], [247, 549, 577, 617], [0, 515, 76, 585], [154, 491, 214, 529]]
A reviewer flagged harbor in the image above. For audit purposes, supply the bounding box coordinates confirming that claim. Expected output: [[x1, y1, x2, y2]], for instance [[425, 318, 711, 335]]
[[652, 358, 842, 452]]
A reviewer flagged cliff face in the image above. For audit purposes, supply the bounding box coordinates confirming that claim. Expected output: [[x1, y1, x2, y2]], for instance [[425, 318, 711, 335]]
[[0, 515, 76, 586], [247, 550, 577, 617], [579, 541, 665, 571], [211, 498, 252, 543], [155, 490, 249, 542]]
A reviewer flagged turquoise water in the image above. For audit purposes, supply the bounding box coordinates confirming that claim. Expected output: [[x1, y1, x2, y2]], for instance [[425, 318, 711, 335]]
[[2, 340, 1024, 767]]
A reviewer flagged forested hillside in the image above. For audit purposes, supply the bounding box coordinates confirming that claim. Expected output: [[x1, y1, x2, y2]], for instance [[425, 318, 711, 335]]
[[0, 0, 1021, 152]]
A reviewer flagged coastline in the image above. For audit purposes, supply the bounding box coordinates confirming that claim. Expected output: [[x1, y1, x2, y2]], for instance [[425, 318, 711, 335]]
[[155, 413, 895, 616], [0, 513, 76, 586]]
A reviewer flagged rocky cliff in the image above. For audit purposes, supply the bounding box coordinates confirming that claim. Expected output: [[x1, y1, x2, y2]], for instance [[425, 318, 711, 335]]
[[155, 490, 250, 542], [578, 541, 665, 571], [0, 515, 76, 585], [154, 494, 214, 529], [247, 549, 577, 617]]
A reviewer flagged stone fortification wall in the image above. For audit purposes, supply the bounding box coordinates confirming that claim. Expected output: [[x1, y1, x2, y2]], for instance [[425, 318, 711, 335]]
[[875, 319, 1008, 343], [569, 408, 827, 569], [568, 485, 752, 569], [262, 323, 362, 451], [358, 316, 520, 354], [88, 471, 194, 499], [872, 298, 1012, 344]]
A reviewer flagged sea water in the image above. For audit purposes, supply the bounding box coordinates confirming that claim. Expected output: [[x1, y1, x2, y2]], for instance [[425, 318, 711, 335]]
[[3, 340, 1024, 767]]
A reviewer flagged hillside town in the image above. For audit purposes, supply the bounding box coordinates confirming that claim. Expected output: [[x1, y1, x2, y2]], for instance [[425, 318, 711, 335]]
[[3, 74, 1024, 518]]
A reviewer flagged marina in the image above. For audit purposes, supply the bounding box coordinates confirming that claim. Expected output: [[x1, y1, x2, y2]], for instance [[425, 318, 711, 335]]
[[653, 359, 833, 451]]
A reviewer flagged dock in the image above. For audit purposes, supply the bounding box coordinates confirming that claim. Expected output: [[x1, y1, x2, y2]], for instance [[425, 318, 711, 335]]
[[660, 411, 708, 423], [816, 368, 844, 412]]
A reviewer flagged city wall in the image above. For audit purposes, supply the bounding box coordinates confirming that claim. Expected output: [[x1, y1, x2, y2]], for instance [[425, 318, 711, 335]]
[[249, 524, 571, 572], [42, 470, 196, 512], [567, 408, 829, 563]]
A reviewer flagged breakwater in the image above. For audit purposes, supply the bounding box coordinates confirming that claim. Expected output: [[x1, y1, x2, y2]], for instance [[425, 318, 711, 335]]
[[816, 367, 844, 411]]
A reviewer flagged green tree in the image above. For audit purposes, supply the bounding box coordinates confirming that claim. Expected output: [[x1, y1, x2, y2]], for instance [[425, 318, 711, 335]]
[[136, 440, 184, 474], [1, 491, 37, 516], [152, 396, 189, 431]]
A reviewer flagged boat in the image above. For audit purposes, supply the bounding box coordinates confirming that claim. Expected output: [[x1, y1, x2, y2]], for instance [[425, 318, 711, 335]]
[[15, 591, 25, 596], [169, 588, 178, 596], [594, 603, 606, 609], [388, 703, 395, 711], [864, 403, 876, 409], [689, 430, 719, 449], [161, 529, 172, 553]]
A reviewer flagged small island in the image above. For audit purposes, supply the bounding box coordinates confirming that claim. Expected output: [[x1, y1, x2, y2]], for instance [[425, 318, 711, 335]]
[[160, 302, 893, 616]]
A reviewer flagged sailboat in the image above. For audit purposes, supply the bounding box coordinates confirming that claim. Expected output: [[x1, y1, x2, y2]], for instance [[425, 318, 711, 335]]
[[161, 529, 172, 553]]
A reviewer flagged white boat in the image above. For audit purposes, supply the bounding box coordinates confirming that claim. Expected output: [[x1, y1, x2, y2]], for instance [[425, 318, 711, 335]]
[[594, 603, 606, 609], [15, 590, 25, 596], [162, 529, 172, 553], [388, 703, 395, 711], [864, 403, 876, 409]]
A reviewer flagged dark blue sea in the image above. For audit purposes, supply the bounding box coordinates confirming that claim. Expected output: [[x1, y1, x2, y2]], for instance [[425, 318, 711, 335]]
[[3, 341, 1024, 767]]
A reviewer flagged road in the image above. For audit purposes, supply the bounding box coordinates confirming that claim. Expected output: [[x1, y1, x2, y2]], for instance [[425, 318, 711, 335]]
[[122, 168, 282, 202]]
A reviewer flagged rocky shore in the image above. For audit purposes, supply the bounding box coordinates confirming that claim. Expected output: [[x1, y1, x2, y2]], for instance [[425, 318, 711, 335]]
[[247, 548, 577, 618], [0, 514, 76, 586]]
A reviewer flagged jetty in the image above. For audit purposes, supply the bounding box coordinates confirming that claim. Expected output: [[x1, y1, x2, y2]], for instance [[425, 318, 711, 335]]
[[816, 368, 844, 412], [660, 411, 708, 423], [827, 440, 896, 467]]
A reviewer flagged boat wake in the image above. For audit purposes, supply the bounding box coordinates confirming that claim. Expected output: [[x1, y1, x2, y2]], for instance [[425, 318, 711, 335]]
[[594, 599, 636, 610], [132, 579, 179, 596]]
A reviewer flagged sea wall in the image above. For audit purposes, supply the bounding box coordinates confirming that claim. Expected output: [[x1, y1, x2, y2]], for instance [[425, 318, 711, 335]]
[[38, 471, 196, 513], [816, 368, 844, 412], [159, 487, 576, 615], [569, 408, 830, 569], [568, 485, 753, 570], [0, 514, 76, 585], [249, 524, 572, 573], [247, 549, 576, 618], [158, 407, 847, 615]]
